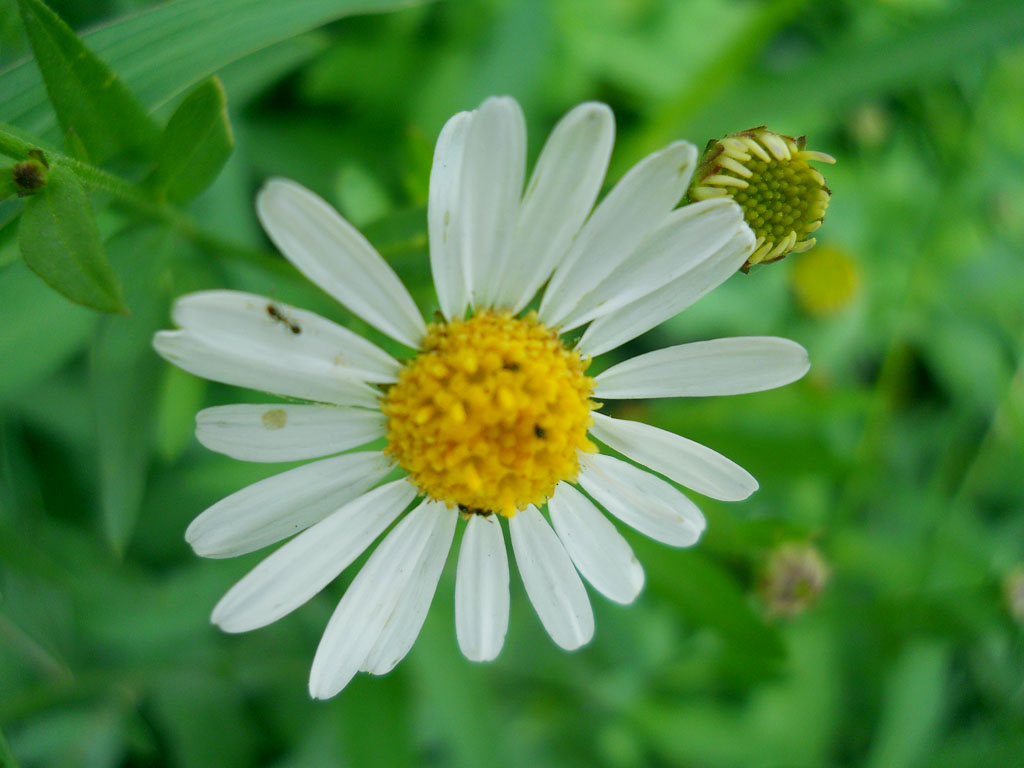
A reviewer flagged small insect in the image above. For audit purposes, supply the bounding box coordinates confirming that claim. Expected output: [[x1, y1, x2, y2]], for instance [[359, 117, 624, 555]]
[[458, 505, 493, 518], [266, 303, 302, 334], [534, 425, 546, 439], [503, 361, 521, 372]]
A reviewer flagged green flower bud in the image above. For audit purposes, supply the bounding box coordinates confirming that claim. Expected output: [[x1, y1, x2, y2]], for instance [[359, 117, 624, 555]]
[[691, 127, 834, 269]]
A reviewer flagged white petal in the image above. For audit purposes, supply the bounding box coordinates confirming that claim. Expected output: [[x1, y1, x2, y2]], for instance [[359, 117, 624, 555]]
[[559, 198, 744, 330], [256, 179, 426, 347], [196, 404, 386, 463], [593, 337, 811, 399], [500, 102, 615, 313], [428, 111, 473, 319], [459, 96, 526, 309], [309, 498, 440, 699], [361, 500, 455, 674], [577, 454, 705, 547], [170, 290, 399, 383], [186, 452, 393, 558], [154, 291, 391, 407], [589, 412, 757, 502], [578, 227, 754, 356], [548, 483, 643, 604], [508, 506, 594, 651], [538, 141, 697, 327], [153, 333, 379, 409], [455, 514, 510, 662], [210, 479, 415, 633]]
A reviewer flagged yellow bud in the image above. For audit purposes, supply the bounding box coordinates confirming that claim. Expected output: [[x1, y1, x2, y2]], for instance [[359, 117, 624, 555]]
[[789, 243, 861, 316]]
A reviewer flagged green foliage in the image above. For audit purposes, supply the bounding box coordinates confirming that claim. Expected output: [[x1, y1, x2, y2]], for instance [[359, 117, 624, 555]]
[[91, 227, 177, 553], [0, 0, 430, 315], [866, 642, 951, 768], [0, 170, 16, 201], [17, 164, 125, 313], [2, 1, 1024, 767], [149, 78, 234, 204], [624, 0, 1024, 168], [15, 0, 158, 164], [639, 542, 785, 677], [0, 0, 433, 146], [0, 260, 96, 396]]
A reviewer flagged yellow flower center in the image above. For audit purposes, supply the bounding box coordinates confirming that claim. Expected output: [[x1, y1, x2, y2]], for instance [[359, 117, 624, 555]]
[[383, 311, 596, 517], [690, 127, 835, 269]]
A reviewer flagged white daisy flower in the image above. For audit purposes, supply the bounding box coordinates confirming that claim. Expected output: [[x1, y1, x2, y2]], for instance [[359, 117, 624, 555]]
[[153, 96, 810, 700]]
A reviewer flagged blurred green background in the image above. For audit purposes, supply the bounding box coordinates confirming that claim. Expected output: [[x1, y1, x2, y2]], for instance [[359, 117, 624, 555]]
[[2, 0, 1024, 766]]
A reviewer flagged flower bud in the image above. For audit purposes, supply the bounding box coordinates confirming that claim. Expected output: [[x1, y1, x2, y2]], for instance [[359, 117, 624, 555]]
[[691, 127, 834, 269], [789, 243, 860, 316], [759, 543, 829, 619], [12, 149, 50, 196]]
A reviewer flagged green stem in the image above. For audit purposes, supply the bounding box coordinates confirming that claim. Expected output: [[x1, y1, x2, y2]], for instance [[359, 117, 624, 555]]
[[0, 128, 33, 161], [0, 723, 19, 768], [0, 124, 287, 274], [832, 166, 976, 526], [188, 227, 297, 279], [830, 339, 912, 520], [952, 342, 1024, 504], [58, 156, 171, 217], [1, 125, 179, 223]]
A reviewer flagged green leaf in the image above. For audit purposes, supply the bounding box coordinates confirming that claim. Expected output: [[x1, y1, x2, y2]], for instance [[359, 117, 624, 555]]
[[625, 0, 1024, 166], [1, 0, 431, 147], [637, 541, 786, 674], [0, 722, 21, 768], [335, 674, 417, 768], [150, 675, 256, 768], [150, 77, 233, 204], [335, 162, 392, 227], [639, 620, 839, 767], [705, 0, 1024, 137], [866, 642, 950, 768], [5, 707, 125, 768], [0, 261, 96, 400], [922, 318, 1012, 413], [154, 365, 206, 462], [0, 170, 15, 201], [91, 226, 174, 554], [407, 589, 504, 768], [15, 0, 158, 164], [17, 165, 126, 313], [214, 33, 328, 108], [61, 127, 89, 162]]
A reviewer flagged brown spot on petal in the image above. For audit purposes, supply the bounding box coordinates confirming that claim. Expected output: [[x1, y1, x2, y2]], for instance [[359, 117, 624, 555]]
[[262, 408, 287, 430]]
